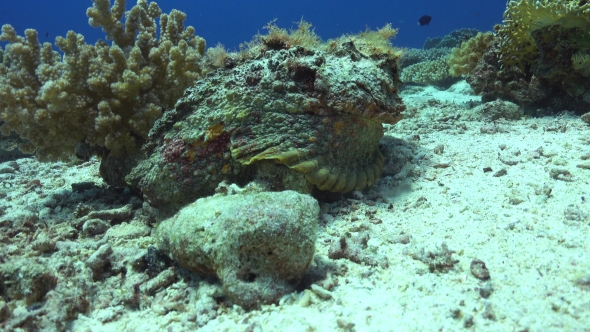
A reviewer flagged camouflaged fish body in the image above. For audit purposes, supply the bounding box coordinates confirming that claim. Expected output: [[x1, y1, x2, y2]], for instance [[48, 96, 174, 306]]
[[125, 41, 405, 213]]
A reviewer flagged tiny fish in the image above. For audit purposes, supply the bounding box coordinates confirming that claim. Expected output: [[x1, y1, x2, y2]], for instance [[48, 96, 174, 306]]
[[45, 32, 49, 38], [418, 15, 431, 26]]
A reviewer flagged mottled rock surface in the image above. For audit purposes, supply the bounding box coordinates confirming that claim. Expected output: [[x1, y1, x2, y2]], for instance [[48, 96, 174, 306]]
[[155, 190, 319, 309], [119, 39, 404, 216]]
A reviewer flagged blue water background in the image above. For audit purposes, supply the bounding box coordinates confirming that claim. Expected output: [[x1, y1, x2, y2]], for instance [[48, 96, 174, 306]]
[[1, 0, 506, 50]]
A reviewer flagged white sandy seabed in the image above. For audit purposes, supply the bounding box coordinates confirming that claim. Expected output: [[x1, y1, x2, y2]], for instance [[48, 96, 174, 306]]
[[1, 81, 589, 332]]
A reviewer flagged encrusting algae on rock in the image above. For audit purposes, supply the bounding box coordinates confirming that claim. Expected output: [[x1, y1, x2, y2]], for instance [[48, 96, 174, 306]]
[[155, 189, 319, 310]]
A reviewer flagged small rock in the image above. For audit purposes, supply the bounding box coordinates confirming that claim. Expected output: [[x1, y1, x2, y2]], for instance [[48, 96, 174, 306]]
[[390, 234, 411, 244], [155, 190, 319, 310], [140, 268, 177, 295], [480, 124, 498, 134], [336, 318, 355, 331], [550, 168, 573, 181], [85, 243, 113, 276], [0, 165, 15, 174], [104, 221, 150, 240], [475, 100, 523, 120], [526, 150, 541, 160], [479, 282, 494, 299], [482, 302, 496, 320], [498, 152, 520, 166], [310, 284, 333, 300], [82, 218, 110, 236], [31, 232, 56, 253], [434, 144, 444, 155], [470, 259, 491, 280], [508, 194, 525, 205], [71, 182, 97, 193], [493, 169, 507, 177], [85, 205, 133, 222]]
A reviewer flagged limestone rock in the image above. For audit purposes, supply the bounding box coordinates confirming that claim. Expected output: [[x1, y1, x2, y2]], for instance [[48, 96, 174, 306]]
[[155, 190, 319, 309]]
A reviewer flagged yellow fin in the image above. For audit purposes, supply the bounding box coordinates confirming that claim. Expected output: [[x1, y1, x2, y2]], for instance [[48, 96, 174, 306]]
[[291, 160, 318, 174], [276, 150, 302, 165], [376, 150, 384, 167], [354, 171, 367, 191], [318, 172, 338, 190], [330, 173, 347, 192], [343, 173, 357, 193], [306, 168, 329, 184], [366, 167, 376, 187]]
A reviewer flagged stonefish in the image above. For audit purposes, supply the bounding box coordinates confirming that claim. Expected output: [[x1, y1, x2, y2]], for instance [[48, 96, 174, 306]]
[[104, 36, 405, 215]]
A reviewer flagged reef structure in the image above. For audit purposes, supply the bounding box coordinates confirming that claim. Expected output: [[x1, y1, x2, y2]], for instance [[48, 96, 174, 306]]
[[466, 0, 590, 113], [117, 30, 406, 216]]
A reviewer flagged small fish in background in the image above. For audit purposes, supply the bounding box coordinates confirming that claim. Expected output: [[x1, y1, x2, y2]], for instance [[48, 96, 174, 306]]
[[45, 32, 49, 38], [418, 15, 432, 26]]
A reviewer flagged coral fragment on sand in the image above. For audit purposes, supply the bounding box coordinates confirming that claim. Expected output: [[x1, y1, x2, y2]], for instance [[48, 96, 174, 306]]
[[155, 190, 319, 309]]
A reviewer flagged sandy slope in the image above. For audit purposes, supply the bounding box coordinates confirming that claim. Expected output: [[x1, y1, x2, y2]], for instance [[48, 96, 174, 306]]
[[195, 81, 590, 331], [1, 81, 589, 332]]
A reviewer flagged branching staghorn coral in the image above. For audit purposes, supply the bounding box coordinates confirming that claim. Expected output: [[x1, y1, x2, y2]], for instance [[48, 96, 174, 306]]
[[0, 0, 205, 161]]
